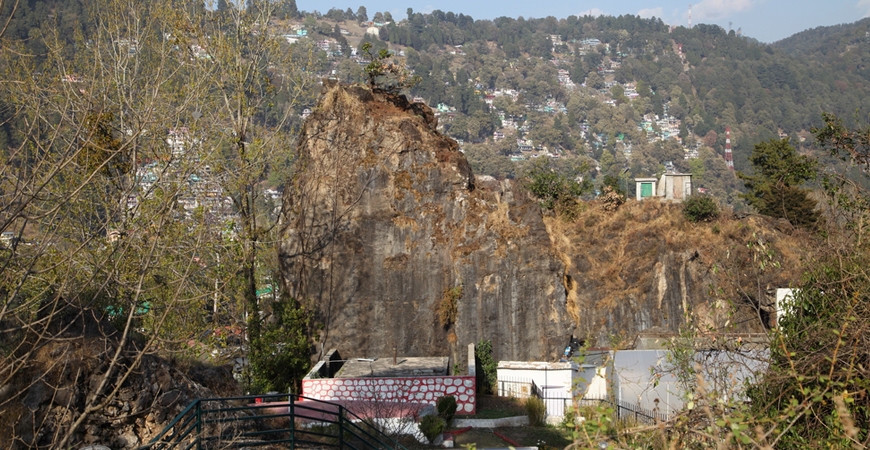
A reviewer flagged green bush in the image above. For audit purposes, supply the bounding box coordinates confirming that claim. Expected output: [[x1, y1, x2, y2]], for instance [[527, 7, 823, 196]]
[[475, 340, 497, 394], [524, 396, 546, 426], [245, 298, 312, 393], [682, 195, 719, 222], [523, 158, 592, 219], [737, 138, 819, 229], [418, 414, 446, 443], [436, 395, 458, 426], [560, 405, 576, 430], [748, 254, 870, 448]]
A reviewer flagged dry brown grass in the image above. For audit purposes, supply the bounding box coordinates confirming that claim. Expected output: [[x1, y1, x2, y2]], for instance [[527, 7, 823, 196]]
[[486, 201, 530, 257], [547, 199, 816, 332], [436, 286, 462, 328]]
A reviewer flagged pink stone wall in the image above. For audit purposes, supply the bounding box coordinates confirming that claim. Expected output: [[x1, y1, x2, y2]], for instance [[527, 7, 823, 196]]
[[302, 376, 476, 414]]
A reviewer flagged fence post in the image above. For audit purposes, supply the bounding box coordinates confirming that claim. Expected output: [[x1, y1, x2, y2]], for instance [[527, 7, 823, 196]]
[[289, 391, 295, 448], [338, 405, 345, 449], [195, 401, 202, 450]]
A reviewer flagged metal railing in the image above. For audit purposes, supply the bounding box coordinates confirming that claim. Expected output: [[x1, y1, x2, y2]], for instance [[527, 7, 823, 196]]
[[497, 377, 539, 398], [542, 396, 670, 425], [141, 393, 408, 450], [497, 378, 670, 425]]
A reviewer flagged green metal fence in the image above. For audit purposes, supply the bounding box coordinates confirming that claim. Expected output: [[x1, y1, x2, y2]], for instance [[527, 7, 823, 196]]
[[141, 393, 409, 450]]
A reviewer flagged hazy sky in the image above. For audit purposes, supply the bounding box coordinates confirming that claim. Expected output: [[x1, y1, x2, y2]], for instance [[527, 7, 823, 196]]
[[295, 0, 868, 43]]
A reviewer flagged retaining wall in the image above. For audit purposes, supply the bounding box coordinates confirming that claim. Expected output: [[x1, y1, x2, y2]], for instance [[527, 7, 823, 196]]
[[302, 376, 476, 414]]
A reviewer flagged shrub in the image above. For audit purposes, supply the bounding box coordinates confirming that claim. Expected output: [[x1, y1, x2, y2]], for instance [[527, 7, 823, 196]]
[[748, 254, 870, 447], [436, 395, 458, 426], [245, 298, 312, 393], [524, 396, 546, 426], [523, 158, 592, 219], [600, 186, 625, 212], [474, 340, 497, 394], [418, 414, 446, 443], [683, 195, 719, 222], [560, 405, 576, 430], [436, 286, 462, 328]]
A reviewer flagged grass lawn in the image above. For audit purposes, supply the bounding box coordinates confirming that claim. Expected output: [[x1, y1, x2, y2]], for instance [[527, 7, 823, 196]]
[[450, 425, 571, 449], [495, 425, 572, 448], [462, 395, 526, 419], [453, 428, 509, 448], [396, 395, 573, 449]]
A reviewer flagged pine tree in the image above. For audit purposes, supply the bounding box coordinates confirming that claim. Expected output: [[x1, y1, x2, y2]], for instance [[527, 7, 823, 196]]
[[738, 138, 819, 229]]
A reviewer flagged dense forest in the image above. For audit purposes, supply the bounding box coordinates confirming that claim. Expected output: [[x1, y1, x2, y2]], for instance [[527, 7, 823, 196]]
[[371, 11, 870, 203], [6, 0, 870, 208], [295, 4, 870, 206]]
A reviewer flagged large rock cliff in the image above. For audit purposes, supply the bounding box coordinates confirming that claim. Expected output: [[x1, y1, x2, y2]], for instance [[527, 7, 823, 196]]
[[546, 201, 808, 347], [279, 84, 572, 362], [279, 83, 812, 361]]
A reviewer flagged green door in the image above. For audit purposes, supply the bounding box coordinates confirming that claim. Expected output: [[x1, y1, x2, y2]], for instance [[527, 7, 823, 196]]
[[641, 182, 653, 198]]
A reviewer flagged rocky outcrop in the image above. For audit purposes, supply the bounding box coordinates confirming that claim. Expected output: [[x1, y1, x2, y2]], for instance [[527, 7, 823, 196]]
[[278, 83, 812, 362], [279, 84, 572, 362], [547, 200, 810, 347], [1, 309, 224, 449]]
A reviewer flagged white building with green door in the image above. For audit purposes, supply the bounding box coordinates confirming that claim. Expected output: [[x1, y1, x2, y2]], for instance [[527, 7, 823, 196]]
[[635, 177, 657, 200]]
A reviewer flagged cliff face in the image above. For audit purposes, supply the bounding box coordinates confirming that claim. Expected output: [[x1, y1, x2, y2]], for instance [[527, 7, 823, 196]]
[[279, 84, 811, 361], [279, 84, 572, 362], [545, 201, 809, 347]]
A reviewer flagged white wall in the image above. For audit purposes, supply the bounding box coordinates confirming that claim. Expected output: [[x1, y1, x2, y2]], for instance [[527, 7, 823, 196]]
[[496, 364, 573, 397], [612, 350, 682, 416], [775, 288, 797, 327]]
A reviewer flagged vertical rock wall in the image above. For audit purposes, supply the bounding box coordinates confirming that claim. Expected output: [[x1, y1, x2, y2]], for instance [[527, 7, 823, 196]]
[[278, 84, 808, 362], [279, 84, 571, 362]]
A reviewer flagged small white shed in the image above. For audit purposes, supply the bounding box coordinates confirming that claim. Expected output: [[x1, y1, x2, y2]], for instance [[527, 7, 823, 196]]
[[634, 177, 657, 201], [635, 173, 692, 202], [657, 172, 692, 201]]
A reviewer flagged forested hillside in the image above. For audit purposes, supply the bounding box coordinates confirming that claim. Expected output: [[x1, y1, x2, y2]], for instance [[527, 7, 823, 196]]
[[369, 12, 870, 203], [296, 6, 870, 206], [6, 0, 870, 208]]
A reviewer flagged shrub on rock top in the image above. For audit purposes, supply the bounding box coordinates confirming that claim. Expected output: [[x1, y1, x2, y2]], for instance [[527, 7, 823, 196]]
[[683, 195, 719, 222]]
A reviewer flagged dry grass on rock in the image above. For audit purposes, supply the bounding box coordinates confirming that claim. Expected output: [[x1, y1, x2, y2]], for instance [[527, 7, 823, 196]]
[[547, 199, 816, 335]]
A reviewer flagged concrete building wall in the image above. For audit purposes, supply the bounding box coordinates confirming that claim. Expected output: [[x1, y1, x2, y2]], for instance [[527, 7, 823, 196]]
[[657, 174, 692, 202], [577, 366, 608, 398], [496, 363, 575, 397], [497, 361, 589, 419], [494, 348, 765, 420]]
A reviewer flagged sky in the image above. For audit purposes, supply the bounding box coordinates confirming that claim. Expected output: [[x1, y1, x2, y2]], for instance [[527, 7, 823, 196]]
[[295, 0, 869, 43]]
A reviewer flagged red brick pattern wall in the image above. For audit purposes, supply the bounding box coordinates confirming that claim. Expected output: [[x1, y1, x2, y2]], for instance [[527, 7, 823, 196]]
[[302, 376, 476, 414]]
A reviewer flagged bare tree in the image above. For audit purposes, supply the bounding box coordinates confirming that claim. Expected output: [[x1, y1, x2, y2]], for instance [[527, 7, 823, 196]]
[[0, 0, 317, 445], [177, 0, 319, 355]]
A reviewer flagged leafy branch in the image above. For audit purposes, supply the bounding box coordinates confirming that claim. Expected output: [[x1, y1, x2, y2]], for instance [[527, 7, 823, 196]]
[[360, 41, 420, 92]]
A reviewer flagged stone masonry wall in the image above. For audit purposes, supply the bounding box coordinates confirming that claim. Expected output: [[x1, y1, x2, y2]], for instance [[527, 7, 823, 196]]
[[302, 376, 476, 414]]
